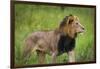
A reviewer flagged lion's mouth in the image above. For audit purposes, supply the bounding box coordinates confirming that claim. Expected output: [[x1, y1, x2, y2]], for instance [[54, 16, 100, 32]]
[[78, 30, 85, 33]]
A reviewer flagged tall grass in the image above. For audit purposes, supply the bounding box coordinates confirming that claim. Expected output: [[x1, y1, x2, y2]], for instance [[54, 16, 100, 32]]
[[15, 4, 95, 66]]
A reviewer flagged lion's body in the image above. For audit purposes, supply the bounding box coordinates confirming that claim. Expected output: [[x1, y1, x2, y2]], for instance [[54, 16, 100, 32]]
[[25, 30, 75, 56], [23, 14, 85, 64]]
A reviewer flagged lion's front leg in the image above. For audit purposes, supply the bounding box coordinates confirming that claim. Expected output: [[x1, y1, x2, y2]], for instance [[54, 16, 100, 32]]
[[67, 50, 75, 63]]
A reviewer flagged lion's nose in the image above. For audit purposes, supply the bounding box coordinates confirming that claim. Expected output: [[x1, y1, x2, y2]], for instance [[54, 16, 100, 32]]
[[82, 27, 85, 30]]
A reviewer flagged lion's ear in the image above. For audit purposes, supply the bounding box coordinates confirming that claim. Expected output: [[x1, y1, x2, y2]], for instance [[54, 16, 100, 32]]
[[68, 19, 74, 24], [67, 15, 74, 24]]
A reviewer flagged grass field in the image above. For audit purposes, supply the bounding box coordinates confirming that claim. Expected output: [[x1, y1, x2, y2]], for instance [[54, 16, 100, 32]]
[[15, 3, 95, 66]]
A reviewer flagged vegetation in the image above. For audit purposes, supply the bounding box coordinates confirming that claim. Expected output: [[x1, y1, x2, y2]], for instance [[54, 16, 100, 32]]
[[15, 3, 95, 66]]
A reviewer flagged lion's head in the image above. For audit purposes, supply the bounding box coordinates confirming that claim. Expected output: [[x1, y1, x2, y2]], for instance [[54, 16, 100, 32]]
[[60, 14, 85, 38]]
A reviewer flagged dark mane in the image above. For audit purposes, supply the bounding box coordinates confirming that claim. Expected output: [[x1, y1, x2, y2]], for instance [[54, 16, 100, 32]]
[[57, 35, 75, 55], [60, 16, 68, 28], [60, 14, 73, 28], [58, 14, 76, 55]]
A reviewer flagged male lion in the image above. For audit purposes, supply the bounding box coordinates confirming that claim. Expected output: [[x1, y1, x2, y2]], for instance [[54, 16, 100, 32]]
[[23, 14, 85, 64]]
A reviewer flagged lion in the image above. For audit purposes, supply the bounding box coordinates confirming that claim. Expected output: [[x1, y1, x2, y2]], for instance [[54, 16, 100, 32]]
[[23, 14, 85, 64]]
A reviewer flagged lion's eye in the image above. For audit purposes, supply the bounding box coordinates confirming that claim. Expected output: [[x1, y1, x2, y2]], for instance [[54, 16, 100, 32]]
[[76, 23, 78, 25]]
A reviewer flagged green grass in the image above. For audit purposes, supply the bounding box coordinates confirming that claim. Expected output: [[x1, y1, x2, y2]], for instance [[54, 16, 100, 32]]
[[15, 4, 95, 66]]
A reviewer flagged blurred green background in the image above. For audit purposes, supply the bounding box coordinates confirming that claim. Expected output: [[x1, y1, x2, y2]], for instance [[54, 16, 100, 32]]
[[15, 3, 95, 66]]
